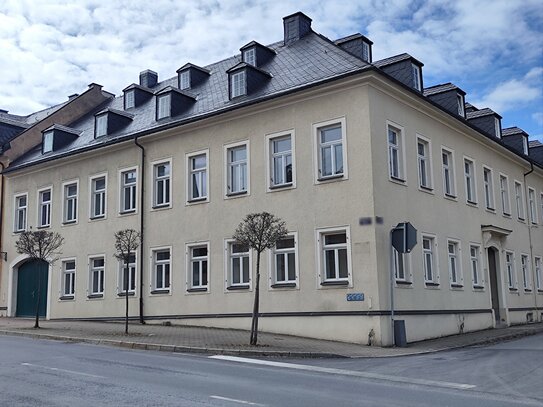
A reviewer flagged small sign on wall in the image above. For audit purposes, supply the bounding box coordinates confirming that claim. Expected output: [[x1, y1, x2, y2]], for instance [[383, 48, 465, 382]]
[[346, 293, 364, 301]]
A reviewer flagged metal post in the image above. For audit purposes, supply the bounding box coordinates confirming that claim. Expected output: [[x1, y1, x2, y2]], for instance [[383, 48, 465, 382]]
[[390, 228, 395, 347]]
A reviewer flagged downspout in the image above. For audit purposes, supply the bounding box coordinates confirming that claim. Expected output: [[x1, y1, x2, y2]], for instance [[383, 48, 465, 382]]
[[0, 162, 5, 263], [134, 137, 145, 324], [522, 163, 537, 318]]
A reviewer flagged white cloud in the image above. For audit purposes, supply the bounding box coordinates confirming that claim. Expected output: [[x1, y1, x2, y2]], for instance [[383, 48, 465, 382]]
[[533, 112, 543, 126]]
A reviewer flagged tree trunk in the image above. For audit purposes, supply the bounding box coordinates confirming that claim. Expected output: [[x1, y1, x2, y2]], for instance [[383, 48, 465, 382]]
[[250, 251, 261, 345], [34, 263, 42, 329], [125, 258, 129, 335]]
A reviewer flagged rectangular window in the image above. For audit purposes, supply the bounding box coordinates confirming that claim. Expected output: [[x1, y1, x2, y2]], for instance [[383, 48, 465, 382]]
[[153, 161, 171, 207], [152, 249, 171, 293], [227, 242, 250, 288], [89, 257, 105, 297], [90, 175, 106, 219], [43, 131, 53, 153], [441, 149, 455, 197], [521, 255, 531, 291], [541, 193, 543, 224], [464, 158, 476, 204], [118, 253, 136, 294], [95, 114, 107, 137], [362, 42, 370, 62], [392, 247, 408, 282], [63, 182, 78, 223], [412, 64, 421, 91], [243, 48, 256, 65], [157, 94, 171, 119], [226, 143, 248, 195], [505, 251, 516, 289], [515, 181, 525, 220], [61, 260, 76, 298], [457, 94, 465, 116], [320, 230, 350, 284], [388, 125, 404, 181], [447, 241, 462, 286], [470, 245, 482, 287], [495, 118, 501, 138], [528, 188, 537, 224], [317, 122, 344, 179], [120, 169, 137, 213], [417, 137, 432, 189], [500, 175, 511, 215], [483, 167, 495, 210], [179, 71, 190, 90], [124, 90, 135, 109], [269, 134, 293, 188], [535, 257, 542, 291], [38, 188, 51, 228], [188, 244, 208, 291], [230, 71, 246, 98], [188, 152, 208, 202], [422, 236, 437, 284], [14, 194, 27, 232], [272, 236, 297, 286]]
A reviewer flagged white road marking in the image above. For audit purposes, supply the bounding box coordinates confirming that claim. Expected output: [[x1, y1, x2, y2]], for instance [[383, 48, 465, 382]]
[[21, 363, 106, 379], [209, 355, 476, 390], [210, 395, 265, 406]]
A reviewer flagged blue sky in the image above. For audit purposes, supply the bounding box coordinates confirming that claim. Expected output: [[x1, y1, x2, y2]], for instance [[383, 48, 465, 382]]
[[1, 0, 542, 141]]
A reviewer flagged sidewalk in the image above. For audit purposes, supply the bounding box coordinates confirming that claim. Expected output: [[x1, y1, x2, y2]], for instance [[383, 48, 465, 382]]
[[0, 317, 541, 358]]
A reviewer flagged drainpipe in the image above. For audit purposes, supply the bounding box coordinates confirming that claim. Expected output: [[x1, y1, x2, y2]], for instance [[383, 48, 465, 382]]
[[134, 137, 145, 324], [389, 228, 395, 347], [522, 163, 537, 318], [0, 162, 5, 253]]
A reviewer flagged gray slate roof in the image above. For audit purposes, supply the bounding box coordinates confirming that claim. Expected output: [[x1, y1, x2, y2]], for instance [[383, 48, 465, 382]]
[[423, 83, 465, 96], [529, 140, 543, 147], [466, 107, 501, 119], [373, 53, 423, 68], [502, 127, 528, 137]]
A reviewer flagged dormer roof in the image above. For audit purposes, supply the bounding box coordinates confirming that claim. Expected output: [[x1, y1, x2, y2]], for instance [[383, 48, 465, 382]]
[[374, 53, 424, 68], [226, 62, 272, 78], [466, 107, 502, 120], [176, 63, 211, 75], [42, 124, 82, 136], [122, 83, 154, 94], [423, 83, 466, 96]]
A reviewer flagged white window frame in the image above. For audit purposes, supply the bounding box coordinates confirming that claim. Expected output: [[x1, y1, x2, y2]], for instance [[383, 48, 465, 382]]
[[224, 141, 250, 197], [447, 239, 463, 287], [514, 180, 525, 221], [441, 147, 456, 198], [88, 255, 105, 297], [117, 252, 137, 295], [62, 180, 79, 224], [393, 246, 412, 284], [499, 174, 511, 216], [416, 135, 433, 191], [119, 166, 138, 214], [387, 122, 406, 183], [362, 42, 370, 61], [157, 94, 171, 119], [186, 242, 209, 292], [43, 131, 53, 153], [124, 89, 135, 109], [494, 117, 501, 138], [528, 187, 537, 225], [520, 254, 531, 291], [37, 186, 52, 228], [463, 157, 477, 205], [152, 159, 172, 209], [150, 246, 172, 294], [316, 226, 352, 287], [89, 173, 107, 220], [535, 256, 542, 292], [179, 71, 190, 90], [186, 149, 209, 204], [224, 239, 252, 290], [13, 193, 28, 233], [243, 48, 256, 65], [505, 251, 517, 289], [230, 70, 246, 98], [95, 114, 107, 138], [482, 166, 495, 210], [422, 234, 439, 286], [470, 244, 483, 288], [313, 117, 348, 183], [266, 130, 296, 191], [60, 258, 76, 299], [541, 192, 543, 224], [457, 94, 465, 116], [269, 232, 298, 288], [412, 63, 421, 91]]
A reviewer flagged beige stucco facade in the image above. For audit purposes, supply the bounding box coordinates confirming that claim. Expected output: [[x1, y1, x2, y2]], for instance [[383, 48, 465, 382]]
[[1, 73, 542, 346]]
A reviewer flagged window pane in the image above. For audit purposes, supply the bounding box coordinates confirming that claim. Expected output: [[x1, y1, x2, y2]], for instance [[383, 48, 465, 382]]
[[325, 233, 346, 245], [201, 261, 207, 285], [338, 249, 348, 278], [232, 258, 240, 284], [287, 253, 296, 281], [325, 250, 335, 279], [276, 237, 295, 249], [321, 146, 332, 176], [192, 262, 200, 286], [276, 254, 285, 281], [193, 247, 207, 257], [242, 257, 249, 283], [321, 126, 341, 143], [334, 144, 343, 174], [273, 138, 291, 153]]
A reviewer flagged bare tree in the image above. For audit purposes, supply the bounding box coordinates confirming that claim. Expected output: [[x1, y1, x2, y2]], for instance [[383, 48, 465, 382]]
[[233, 212, 288, 345], [114, 229, 141, 334], [15, 230, 65, 328]]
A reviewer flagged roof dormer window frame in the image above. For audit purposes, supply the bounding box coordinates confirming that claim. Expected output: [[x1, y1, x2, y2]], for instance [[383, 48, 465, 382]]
[[412, 63, 422, 91], [179, 70, 190, 90], [522, 137, 529, 155], [156, 93, 171, 120], [43, 130, 54, 154], [124, 89, 135, 110], [230, 70, 247, 99], [95, 113, 108, 138], [495, 117, 501, 138], [362, 42, 370, 62], [457, 94, 465, 117], [243, 48, 256, 66]]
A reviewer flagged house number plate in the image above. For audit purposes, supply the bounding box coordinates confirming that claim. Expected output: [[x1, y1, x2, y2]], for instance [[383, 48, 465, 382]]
[[346, 293, 364, 301]]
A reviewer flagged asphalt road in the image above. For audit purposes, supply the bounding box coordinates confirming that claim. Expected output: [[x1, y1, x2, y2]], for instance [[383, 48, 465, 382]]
[[0, 334, 541, 407]]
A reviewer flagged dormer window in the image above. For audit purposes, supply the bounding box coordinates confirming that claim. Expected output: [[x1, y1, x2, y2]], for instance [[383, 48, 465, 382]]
[[179, 71, 190, 90], [95, 114, 107, 138], [124, 89, 135, 109], [157, 94, 171, 119], [457, 94, 465, 117], [43, 131, 53, 153], [231, 71, 246, 98], [523, 137, 529, 155], [494, 118, 501, 138], [412, 64, 421, 91], [243, 48, 256, 65], [362, 42, 370, 62]]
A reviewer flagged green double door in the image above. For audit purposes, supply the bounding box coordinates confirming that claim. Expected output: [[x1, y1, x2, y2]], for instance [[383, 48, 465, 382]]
[[16, 260, 48, 317]]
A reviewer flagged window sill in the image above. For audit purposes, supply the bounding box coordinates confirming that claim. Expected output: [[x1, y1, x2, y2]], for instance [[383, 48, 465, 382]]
[[117, 292, 135, 297], [502, 212, 511, 218], [317, 174, 344, 182], [466, 200, 478, 207], [419, 185, 434, 193], [90, 215, 105, 221], [187, 287, 208, 293], [395, 280, 412, 286], [444, 193, 457, 200], [450, 283, 464, 289], [320, 280, 349, 286], [537, 289, 543, 293], [36, 225, 51, 229], [473, 285, 485, 290], [227, 285, 250, 290], [425, 282, 440, 287], [62, 220, 77, 225], [187, 197, 207, 204], [119, 210, 136, 215], [269, 183, 293, 191], [152, 204, 171, 210], [485, 207, 496, 213], [150, 289, 171, 295], [271, 282, 297, 288], [389, 176, 406, 184], [59, 295, 74, 301], [226, 190, 248, 198], [87, 293, 103, 299], [509, 287, 518, 292], [523, 289, 532, 293], [517, 218, 526, 223]]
